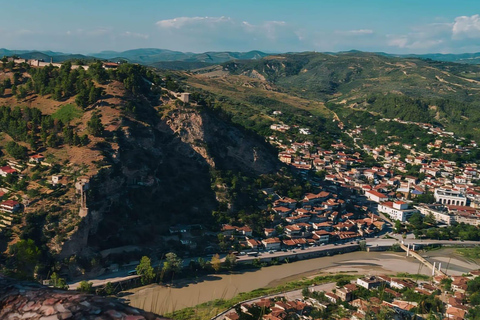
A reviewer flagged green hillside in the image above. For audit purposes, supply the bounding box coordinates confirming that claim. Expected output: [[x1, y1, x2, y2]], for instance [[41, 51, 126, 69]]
[[217, 52, 480, 139]]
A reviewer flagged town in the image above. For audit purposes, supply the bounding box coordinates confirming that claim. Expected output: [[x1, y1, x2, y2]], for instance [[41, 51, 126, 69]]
[[213, 112, 480, 257], [222, 269, 480, 320]]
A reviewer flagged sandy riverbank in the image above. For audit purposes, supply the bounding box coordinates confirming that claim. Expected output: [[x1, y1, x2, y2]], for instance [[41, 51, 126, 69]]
[[124, 250, 453, 315]]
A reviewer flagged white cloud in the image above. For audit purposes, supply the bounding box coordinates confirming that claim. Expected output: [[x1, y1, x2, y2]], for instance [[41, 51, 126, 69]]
[[156, 16, 232, 29], [385, 15, 480, 53], [121, 31, 149, 39], [152, 16, 300, 52], [452, 14, 480, 39], [336, 29, 374, 36], [387, 35, 409, 48]]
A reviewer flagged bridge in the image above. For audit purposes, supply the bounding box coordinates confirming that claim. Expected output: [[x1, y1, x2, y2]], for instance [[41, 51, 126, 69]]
[[399, 243, 446, 276]]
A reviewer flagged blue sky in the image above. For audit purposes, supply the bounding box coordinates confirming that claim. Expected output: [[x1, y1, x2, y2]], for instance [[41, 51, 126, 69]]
[[1, 0, 480, 54]]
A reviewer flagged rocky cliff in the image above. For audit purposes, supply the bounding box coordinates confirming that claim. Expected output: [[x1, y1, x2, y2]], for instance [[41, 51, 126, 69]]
[[62, 102, 280, 262], [0, 275, 168, 320]]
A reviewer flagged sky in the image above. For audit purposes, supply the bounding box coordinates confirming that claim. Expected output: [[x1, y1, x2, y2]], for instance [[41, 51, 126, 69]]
[[1, 0, 480, 54]]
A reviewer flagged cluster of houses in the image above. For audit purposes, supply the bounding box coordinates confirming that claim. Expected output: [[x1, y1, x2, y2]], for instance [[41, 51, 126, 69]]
[[223, 269, 480, 320], [222, 187, 386, 252], [0, 152, 84, 233], [267, 116, 480, 227]]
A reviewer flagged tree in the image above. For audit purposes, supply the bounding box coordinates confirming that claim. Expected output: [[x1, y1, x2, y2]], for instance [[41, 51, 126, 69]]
[[441, 277, 453, 291], [136, 256, 155, 285], [224, 253, 237, 270], [78, 280, 93, 293], [210, 254, 222, 273], [336, 279, 351, 287], [75, 89, 89, 108], [5, 141, 28, 159], [49, 272, 69, 289], [87, 113, 103, 137], [7, 239, 40, 279], [103, 282, 115, 296], [162, 252, 183, 276], [394, 220, 402, 233]]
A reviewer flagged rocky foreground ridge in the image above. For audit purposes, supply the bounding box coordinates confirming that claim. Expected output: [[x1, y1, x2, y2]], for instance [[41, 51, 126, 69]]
[[0, 275, 168, 320]]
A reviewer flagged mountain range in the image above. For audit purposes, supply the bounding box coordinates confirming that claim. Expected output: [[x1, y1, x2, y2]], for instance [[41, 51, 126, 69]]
[[2, 48, 480, 69]]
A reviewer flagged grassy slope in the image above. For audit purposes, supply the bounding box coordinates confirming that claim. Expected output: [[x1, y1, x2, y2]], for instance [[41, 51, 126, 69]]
[[210, 52, 480, 139]]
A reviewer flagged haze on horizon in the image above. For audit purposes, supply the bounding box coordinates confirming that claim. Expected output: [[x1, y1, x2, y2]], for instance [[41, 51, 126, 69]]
[[1, 0, 480, 55]]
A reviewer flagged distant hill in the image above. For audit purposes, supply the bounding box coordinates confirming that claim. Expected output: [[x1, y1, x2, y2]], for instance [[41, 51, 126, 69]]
[[89, 48, 270, 65], [0, 48, 96, 63], [398, 52, 480, 64], [194, 51, 480, 139], [1, 48, 270, 69], [149, 61, 213, 70], [3, 47, 480, 68]]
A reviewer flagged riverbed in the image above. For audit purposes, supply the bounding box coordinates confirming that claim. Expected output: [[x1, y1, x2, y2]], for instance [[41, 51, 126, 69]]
[[125, 250, 472, 315]]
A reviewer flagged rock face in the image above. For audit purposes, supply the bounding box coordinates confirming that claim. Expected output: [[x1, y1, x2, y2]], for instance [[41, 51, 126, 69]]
[[163, 108, 280, 175], [59, 104, 281, 263], [0, 275, 169, 320]]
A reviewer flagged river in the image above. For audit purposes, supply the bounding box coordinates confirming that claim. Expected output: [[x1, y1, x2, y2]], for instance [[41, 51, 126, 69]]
[[123, 249, 478, 315]]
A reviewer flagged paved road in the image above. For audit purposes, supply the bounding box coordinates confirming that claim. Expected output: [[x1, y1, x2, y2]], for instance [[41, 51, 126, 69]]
[[68, 237, 478, 290]]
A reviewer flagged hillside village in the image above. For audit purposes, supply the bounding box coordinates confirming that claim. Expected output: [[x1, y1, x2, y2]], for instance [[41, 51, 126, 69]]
[[213, 109, 480, 255], [222, 269, 480, 320]]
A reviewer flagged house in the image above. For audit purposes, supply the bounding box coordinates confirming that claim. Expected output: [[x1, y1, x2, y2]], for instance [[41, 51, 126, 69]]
[[177, 92, 190, 103], [0, 166, 16, 177], [103, 62, 119, 69], [325, 292, 340, 304], [237, 226, 253, 237], [0, 200, 21, 213], [446, 306, 467, 319], [284, 225, 302, 238], [221, 224, 237, 236], [312, 230, 330, 244], [336, 286, 354, 302], [29, 153, 45, 164], [377, 201, 417, 222], [246, 238, 261, 249], [451, 276, 469, 293], [262, 238, 281, 250], [299, 128, 311, 135], [365, 190, 388, 203], [272, 206, 292, 218], [264, 228, 276, 237], [356, 276, 383, 290], [51, 174, 63, 186], [274, 197, 297, 209]]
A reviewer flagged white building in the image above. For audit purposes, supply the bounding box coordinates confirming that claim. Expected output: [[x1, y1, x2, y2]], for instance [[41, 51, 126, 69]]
[[434, 188, 467, 206], [299, 128, 311, 135], [378, 201, 417, 222], [415, 204, 455, 225], [177, 92, 190, 103], [365, 190, 388, 203], [356, 276, 383, 290], [261, 238, 281, 250]]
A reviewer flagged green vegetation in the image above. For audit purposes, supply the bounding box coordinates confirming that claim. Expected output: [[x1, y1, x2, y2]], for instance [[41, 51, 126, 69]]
[[221, 52, 480, 140], [409, 220, 480, 241], [394, 272, 431, 281], [457, 247, 480, 260], [136, 256, 155, 285], [5, 141, 28, 160], [87, 112, 104, 137], [78, 280, 94, 293], [49, 272, 69, 289], [52, 104, 83, 123], [4, 239, 40, 279]]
